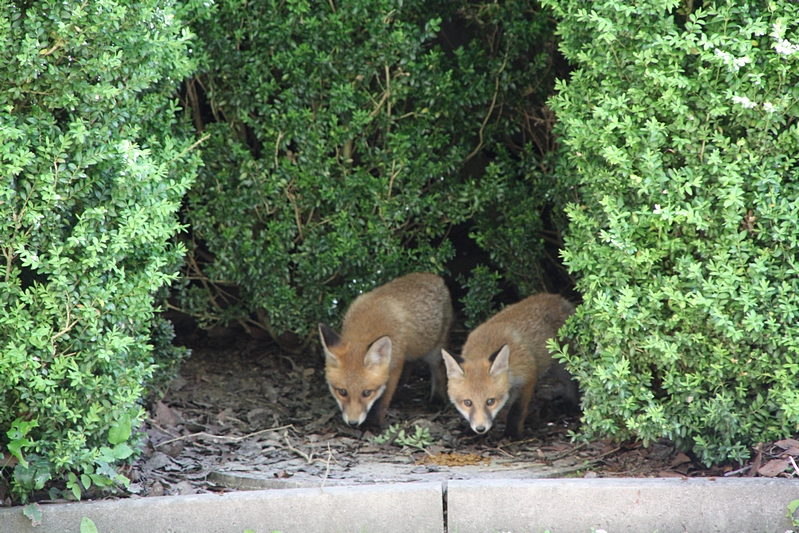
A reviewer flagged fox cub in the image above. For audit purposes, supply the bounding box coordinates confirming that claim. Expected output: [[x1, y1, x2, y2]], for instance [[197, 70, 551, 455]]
[[442, 293, 578, 440], [319, 272, 453, 428]]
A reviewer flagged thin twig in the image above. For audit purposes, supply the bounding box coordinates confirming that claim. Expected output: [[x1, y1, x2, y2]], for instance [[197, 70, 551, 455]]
[[169, 133, 211, 164], [284, 430, 314, 464], [368, 88, 390, 120], [274, 131, 284, 169], [546, 442, 588, 462], [724, 465, 752, 477], [320, 442, 333, 491], [154, 424, 294, 448], [494, 444, 514, 458], [386, 159, 402, 201], [789, 456, 799, 477], [149, 421, 180, 439], [465, 50, 509, 162]]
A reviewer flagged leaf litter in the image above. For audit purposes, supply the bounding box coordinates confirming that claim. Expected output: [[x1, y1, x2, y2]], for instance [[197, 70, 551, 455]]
[[125, 319, 799, 499]]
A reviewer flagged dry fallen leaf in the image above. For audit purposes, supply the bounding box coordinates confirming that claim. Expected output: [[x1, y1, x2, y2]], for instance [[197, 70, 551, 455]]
[[154, 401, 182, 428], [671, 452, 691, 467], [774, 439, 799, 450], [757, 459, 790, 477]]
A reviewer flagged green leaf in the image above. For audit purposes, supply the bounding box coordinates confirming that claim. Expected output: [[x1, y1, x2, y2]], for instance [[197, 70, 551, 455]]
[[111, 443, 134, 460], [81, 517, 100, 533], [7, 439, 30, 468], [108, 414, 132, 445], [22, 503, 42, 526]]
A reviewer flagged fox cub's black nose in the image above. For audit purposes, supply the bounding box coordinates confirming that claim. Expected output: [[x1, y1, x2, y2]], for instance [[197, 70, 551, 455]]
[[348, 420, 360, 427]]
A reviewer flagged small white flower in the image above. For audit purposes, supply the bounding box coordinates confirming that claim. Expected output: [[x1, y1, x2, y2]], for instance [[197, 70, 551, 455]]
[[714, 49, 751, 72], [774, 39, 799, 56], [653, 204, 662, 214], [763, 102, 775, 113], [771, 22, 799, 56], [714, 48, 732, 62], [732, 95, 757, 109]]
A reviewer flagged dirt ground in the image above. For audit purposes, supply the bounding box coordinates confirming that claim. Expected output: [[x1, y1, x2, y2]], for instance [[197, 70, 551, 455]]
[[126, 316, 799, 499]]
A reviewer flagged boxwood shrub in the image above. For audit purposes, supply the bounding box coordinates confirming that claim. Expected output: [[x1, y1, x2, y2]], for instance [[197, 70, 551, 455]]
[[177, 0, 566, 345], [0, 0, 197, 500], [547, 0, 799, 464]]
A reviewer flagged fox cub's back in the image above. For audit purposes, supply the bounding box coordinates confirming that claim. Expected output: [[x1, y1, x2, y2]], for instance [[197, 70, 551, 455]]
[[342, 272, 453, 355], [465, 293, 574, 363]]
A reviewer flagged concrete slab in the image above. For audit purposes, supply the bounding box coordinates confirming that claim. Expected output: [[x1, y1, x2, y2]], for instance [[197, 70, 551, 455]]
[[0, 482, 444, 533], [2, 477, 798, 533], [446, 477, 799, 533]]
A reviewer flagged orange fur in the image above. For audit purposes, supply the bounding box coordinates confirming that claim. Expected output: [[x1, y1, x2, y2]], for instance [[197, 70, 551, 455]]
[[443, 293, 577, 440], [320, 273, 453, 428]]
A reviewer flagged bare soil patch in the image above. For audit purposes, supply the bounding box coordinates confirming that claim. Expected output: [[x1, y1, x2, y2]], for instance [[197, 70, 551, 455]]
[[127, 317, 798, 499]]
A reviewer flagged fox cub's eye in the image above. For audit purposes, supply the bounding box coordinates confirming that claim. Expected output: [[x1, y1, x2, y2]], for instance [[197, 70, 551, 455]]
[[463, 399, 473, 407], [486, 398, 496, 406], [338, 388, 348, 397], [362, 390, 372, 398]]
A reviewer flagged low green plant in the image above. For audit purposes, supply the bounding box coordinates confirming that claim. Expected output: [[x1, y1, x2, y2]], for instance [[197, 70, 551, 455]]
[[372, 423, 433, 452], [788, 499, 799, 530]]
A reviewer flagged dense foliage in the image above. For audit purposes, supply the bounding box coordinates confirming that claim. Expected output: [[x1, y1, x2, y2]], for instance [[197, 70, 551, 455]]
[[547, 0, 799, 464], [177, 0, 565, 344], [0, 0, 197, 500]]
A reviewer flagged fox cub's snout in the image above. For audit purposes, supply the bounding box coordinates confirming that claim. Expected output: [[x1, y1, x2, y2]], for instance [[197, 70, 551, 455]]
[[443, 293, 578, 440], [319, 272, 453, 428], [319, 323, 392, 427]]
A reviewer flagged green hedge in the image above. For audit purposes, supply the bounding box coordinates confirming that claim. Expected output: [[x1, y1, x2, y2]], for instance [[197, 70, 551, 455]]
[[547, 0, 799, 464], [0, 0, 197, 500], [177, 0, 564, 344]]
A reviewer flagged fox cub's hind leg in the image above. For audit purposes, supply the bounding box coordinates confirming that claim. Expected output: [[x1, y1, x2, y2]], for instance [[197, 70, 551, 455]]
[[422, 348, 448, 405]]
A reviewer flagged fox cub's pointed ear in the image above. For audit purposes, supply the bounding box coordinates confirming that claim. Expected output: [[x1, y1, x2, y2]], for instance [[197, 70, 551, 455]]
[[319, 323, 341, 348], [364, 336, 392, 368], [319, 323, 341, 366], [488, 344, 510, 377], [441, 349, 465, 379]]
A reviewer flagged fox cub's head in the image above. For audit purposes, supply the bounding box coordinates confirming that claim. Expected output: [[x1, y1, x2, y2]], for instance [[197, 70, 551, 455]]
[[318, 323, 392, 427], [442, 345, 511, 435]]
